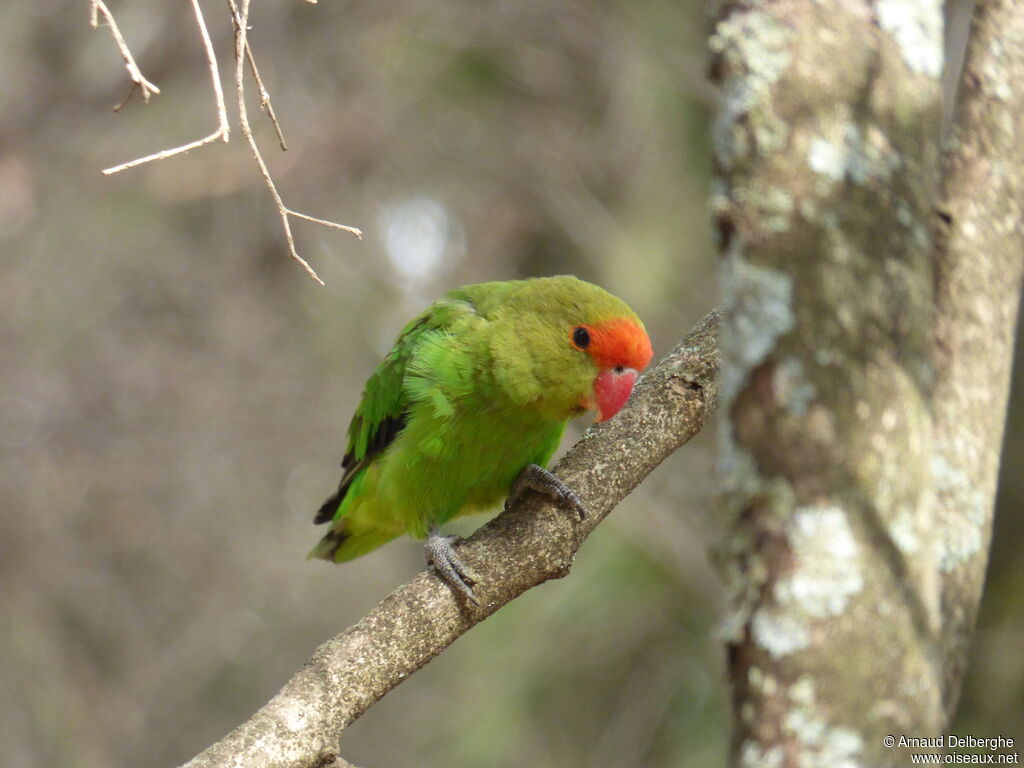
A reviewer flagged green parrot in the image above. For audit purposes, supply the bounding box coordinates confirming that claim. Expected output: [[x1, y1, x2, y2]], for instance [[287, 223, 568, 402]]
[[310, 275, 653, 603]]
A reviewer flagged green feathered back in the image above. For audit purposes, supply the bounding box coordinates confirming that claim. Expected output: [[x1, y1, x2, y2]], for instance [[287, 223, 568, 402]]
[[309, 276, 643, 562]]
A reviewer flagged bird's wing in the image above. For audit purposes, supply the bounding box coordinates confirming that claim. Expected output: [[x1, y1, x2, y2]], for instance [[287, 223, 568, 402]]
[[313, 297, 476, 524]]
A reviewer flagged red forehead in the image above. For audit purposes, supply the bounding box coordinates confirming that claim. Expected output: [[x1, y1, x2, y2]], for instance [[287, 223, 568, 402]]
[[580, 317, 653, 371]]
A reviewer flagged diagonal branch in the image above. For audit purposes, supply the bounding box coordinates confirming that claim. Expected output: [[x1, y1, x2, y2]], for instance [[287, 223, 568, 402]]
[[227, 0, 361, 286], [243, 37, 288, 151], [179, 309, 721, 768], [90, 0, 161, 105]]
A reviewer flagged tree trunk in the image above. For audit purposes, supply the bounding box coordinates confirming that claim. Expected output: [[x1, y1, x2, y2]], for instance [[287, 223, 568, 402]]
[[711, 1, 1023, 765]]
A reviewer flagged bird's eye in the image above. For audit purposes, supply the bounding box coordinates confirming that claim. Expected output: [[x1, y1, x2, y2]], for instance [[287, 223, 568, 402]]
[[572, 326, 591, 350]]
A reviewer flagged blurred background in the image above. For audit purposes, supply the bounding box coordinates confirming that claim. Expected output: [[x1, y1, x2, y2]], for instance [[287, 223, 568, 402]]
[[0, 2, 1018, 767]]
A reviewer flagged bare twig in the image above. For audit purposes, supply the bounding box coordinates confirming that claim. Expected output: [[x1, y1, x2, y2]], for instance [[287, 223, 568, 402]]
[[95, 0, 361, 281], [228, 0, 362, 286], [90, 0, 161, 105], [179, 310, 721, 768], [228, 0, 321, 284], [286, 210, 363, 237], [101, 0, 229, 175], [243, 40, 288, 151], [113, 83, 140, 113]]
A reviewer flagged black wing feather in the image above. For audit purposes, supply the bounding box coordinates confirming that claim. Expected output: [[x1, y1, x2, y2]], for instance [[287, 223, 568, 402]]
[[313, 412, 408, 525], [313, 296, 475, 528]]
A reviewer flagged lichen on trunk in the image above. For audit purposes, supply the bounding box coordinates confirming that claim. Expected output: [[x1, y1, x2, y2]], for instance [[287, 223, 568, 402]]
[[711, 1, 948, 765]]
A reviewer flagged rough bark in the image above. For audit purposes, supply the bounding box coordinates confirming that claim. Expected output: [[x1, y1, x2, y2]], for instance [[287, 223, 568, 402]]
[[711, 1, 1022, 766], [932, 0, 1024, 716], [180, 310, 721, 768]]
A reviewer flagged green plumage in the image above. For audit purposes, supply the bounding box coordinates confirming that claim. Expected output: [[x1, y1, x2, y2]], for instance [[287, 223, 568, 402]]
[[309, 275, 643, 563]]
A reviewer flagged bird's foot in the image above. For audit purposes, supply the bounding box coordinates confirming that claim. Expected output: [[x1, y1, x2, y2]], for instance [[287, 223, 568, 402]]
[[425, 528, 479, 606], [504, 463, 588, 521]]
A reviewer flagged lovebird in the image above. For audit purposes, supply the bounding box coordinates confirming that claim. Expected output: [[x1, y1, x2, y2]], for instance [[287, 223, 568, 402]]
[[310, 275, 653, 602]]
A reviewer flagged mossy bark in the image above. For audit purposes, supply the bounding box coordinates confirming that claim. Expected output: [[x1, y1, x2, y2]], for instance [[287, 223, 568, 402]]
[[711, 1, 1023, 766], [932, 0, 1024, 717]]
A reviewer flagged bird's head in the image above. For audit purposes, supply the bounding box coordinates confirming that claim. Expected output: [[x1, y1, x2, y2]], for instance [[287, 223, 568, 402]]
[[569, 316, 653, 422], [482, 276, 653, 423]]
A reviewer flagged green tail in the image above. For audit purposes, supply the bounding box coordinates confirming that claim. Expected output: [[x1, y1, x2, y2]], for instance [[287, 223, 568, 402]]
[[307, 518, 400, 562]]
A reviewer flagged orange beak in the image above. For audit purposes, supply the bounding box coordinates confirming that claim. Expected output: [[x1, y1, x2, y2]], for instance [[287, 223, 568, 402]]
[[593, 367, 639, 422]]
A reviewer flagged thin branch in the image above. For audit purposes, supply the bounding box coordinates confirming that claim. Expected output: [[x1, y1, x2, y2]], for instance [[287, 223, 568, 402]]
[[94, 0, 361, 282], [229, 0, 321, 284], [90, 0, 161, 105], [113, 82, 140, 113], [286, 209, 363, 238], [228, 0, 362, 286], [102, 131, 225, 176], [243, 40, 288, 151], [101, 0, 229, 175], [179, 310, 721, 768]]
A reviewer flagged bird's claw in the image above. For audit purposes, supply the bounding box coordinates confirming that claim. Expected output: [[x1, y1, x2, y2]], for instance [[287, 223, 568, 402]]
[[425, 529, 479, 606], [506, 463, 588, 521]]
